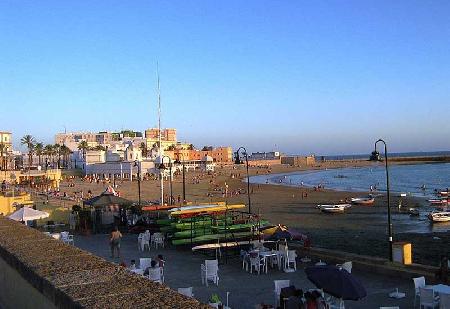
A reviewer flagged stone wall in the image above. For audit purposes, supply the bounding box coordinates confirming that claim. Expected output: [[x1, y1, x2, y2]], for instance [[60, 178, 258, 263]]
[[0, 217, 209, 309]]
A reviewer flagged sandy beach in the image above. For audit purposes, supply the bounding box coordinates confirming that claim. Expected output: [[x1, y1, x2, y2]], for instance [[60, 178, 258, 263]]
[[37, 160, 449, 266]]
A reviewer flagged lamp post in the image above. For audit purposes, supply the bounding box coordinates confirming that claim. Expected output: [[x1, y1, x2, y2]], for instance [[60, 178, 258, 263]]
[[174, 154, 186, 204], [159, 156, 173, 205], [134, 160, 141, 206], [369, 139, 393, 262], [234, 147, 251, 214]]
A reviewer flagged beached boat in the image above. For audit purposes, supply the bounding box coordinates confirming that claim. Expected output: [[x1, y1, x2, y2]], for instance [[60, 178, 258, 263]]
[[428, 211, 450, 223], [439, 191, 449, 196], [409, 208, 420, 216], [351, 197, 375, 205], [428, 199, 448, 205], [317, 204, 351, 213]]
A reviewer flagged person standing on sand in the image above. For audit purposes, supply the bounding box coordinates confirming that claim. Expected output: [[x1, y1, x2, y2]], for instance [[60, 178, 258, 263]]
[[110, 226, 122, 258]]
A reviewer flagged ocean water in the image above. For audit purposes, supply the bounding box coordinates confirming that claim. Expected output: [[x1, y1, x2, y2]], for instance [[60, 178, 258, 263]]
[[250, 163, 450, 198]]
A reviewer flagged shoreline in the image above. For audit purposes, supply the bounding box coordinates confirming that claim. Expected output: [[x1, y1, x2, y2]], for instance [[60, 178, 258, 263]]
[[34, 161, 449, 266]]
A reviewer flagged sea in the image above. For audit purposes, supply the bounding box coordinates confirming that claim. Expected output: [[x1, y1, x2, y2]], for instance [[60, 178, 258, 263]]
[[250, 162, 450, 233], [250, 163, 450, 198]]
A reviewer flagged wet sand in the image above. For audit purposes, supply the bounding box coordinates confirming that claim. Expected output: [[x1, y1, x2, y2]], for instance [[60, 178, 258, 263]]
[[40, 160, 449, 266]]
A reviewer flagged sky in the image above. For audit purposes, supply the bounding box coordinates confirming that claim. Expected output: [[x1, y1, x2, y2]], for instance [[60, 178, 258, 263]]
[[1, 1, 450, 155]]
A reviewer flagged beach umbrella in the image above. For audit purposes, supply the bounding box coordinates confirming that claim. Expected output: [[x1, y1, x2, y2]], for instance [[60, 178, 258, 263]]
[[264, 224, 308, 241], [305, 265, 367, 300], [8, 207, 49, 222]]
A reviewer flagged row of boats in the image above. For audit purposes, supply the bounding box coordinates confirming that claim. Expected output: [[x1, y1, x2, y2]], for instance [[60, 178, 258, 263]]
[[427, 190, 450, 222], [317, 196, 375, 213], [316, 190, 450, 223]]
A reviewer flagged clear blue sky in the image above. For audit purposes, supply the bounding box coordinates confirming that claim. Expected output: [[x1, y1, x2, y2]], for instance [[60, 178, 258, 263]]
[[1, 1, 449, 155]]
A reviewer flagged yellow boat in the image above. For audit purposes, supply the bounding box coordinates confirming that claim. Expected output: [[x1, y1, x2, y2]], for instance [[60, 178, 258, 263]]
[[170, 204, 246, 216]]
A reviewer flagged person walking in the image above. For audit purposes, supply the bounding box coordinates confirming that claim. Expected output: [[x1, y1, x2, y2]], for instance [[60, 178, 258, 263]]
[[110, 226, 122, 258]]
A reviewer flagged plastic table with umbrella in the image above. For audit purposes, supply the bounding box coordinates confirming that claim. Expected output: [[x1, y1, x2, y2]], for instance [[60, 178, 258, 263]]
[[305, 265, 367, 308], [8, 207, 49, 225]]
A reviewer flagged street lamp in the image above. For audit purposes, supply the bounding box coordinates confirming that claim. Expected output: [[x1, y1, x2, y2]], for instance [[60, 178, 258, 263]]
[[234, 147, 251, 214], [174, 154, 186, 204], [159, 155, 173, 205], [369, 139, 393, 262], [134, 160, 141, 206]]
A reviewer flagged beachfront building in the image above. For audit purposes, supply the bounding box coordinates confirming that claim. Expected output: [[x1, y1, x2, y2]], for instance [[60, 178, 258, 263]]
[[145, 128, 177, 150], [55, 130, 144, 152], [0, 131, 13, 170], [164, 147, 233, 164], [247, 151, 282, 166], [281, 155, 316, 166]]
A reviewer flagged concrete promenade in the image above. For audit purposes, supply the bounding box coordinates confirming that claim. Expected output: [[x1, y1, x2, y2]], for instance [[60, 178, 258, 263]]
[[75, 234, 416, 309]]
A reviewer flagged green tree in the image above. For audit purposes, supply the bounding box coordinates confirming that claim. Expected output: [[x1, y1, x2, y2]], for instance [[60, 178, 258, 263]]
[[78, 141, 89, 159], [44, 144, 54, 167], [139, 142, 148, 157], [21, 135, 35, 168], [34, 142, 44, 166], [0, 142, 5, 170], [53, 144, 61, 168], [59, 145, 72, 168]]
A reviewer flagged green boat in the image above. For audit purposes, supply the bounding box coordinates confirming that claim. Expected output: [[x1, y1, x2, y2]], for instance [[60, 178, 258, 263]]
[[173, 228, 213, 238], [211, 220, 269, 232]]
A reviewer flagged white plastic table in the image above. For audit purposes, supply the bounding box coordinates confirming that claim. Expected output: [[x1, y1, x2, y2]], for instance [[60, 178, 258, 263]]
[[259, 251, 278, 273], [432, 284, 450, 295]]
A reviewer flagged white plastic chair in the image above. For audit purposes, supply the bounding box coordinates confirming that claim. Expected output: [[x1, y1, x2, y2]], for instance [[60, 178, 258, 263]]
[[419, 287, 439, 309], [439, 293, 450, 309], [241, 250, 250, 271], [286, 250, 297, 271], [148, 267, 162, 283], [66, 234, 74, 245], [274, 280, 290, 307], [178, 287, 194, 298], [201, 259, 219, 286], [152, 233, 165, 249], [413, 276, 426, 308], [249, 252, 265, 275], [140, 258, 152, 270]]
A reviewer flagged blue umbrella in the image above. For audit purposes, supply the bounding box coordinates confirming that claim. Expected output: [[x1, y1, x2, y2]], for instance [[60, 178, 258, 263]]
[[305, 265, 367, 300]]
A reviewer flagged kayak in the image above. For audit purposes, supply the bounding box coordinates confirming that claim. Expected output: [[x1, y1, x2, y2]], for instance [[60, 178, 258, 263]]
[[171, 231, 257, 246], [170, 204, 245, 216]]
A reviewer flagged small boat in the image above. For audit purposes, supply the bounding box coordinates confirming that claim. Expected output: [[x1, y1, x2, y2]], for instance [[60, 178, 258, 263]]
[[428, 199, 448, 205], [351, 197, 375, 205], [317, 204, 351, 213], [428, 211, 450, 223], [439, 191, 449, 196], [409, 208, 420, 216]]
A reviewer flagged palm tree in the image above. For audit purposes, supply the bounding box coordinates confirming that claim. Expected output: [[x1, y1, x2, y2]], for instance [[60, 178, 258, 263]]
[[78, 141, 88, 159], [60, 145, 71, 168], [21, 135, 35, 168], [139, 142, 148, 157], [188, 144, 195, 150], [53, 144, 61, 168], [35, 142, 44, 166], [0, 142, 5, 170], [44, 144, 54, 168]]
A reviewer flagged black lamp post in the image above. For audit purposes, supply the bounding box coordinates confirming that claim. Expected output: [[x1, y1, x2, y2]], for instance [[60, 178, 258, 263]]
[[235, 147, 251, 214], [159, 156, 173, 205], [369, 139, 393, 262], [174, 154, 186, 204], [134, 160, 141, 206]]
